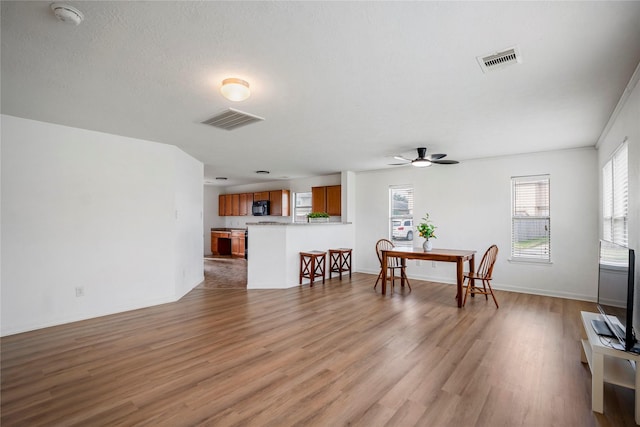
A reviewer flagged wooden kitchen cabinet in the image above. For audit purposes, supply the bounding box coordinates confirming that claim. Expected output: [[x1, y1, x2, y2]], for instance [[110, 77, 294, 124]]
[[326, 185, 341, 216], [219, 190, 288, 217], [312, 186, 326, 213], [232, 194, 240, 216], [269, 190, 290, 216], [231, 230, 246, 257], [211, 231, 231, 255], [224, 194, 233, 216], [239, 193, 248, 216], [218, 195, 226, 216], [312, 185, 341, 216], [254, 191, 269, 202]]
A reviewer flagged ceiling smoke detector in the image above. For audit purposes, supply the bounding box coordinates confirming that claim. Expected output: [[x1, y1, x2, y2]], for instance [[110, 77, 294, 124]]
[[477, 46, 522, 73], [51, 3, 84, 25]]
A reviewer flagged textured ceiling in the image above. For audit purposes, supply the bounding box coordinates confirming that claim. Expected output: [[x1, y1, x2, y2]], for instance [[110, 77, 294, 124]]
[[2, 1, 640, 186]]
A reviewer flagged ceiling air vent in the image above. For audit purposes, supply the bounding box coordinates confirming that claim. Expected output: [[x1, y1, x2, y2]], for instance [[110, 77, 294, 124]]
[[201, 108, 264, 131], [477, 46, 522, 73]]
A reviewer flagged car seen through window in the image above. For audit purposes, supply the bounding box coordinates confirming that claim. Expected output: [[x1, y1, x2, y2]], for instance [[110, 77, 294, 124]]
[[392, 219, 413, 241]]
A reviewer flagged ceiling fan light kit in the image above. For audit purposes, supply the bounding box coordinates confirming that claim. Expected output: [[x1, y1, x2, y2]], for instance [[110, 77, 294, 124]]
[[412, 159, 432, 167]]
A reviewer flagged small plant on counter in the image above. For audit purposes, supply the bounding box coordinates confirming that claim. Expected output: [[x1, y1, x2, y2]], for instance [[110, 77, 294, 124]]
[[307, 212, 330, 223], [307, 212, 330, 218]]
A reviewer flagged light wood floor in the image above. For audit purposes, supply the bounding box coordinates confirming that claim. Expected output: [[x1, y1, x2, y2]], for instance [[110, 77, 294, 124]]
[[1, 273, 636, 426]]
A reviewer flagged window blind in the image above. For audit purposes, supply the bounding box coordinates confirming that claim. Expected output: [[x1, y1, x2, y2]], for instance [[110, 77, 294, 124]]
[[294, 192, 312, 223], [603, 141, 628, 246], [389, 186, 414, 247], [511, 175, 550, 261]]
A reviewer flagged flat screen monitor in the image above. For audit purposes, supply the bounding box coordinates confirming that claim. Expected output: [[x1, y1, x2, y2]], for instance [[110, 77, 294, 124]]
[[595, 240, 637, 352]]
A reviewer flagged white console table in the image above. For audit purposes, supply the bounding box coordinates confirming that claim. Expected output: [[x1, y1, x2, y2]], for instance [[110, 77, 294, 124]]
[[580, 311, 640, 424]]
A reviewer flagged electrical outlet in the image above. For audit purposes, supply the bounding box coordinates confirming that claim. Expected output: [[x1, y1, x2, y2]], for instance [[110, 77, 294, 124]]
[[415, 260, 420, 266], [432, 261, 436, 268], [75, 286, 85, 297]]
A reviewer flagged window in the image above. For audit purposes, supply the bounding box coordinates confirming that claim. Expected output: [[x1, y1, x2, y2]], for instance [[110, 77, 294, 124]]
[[603, 141, 628, 246], [511, 175, 550, 262], [390, 186, 413, 247], [294, 192, 312, 223]]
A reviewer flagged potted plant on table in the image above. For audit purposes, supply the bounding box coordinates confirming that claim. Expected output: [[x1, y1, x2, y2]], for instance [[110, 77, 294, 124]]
[[307, 212, 330, 223], [416, 213, 437, 251]]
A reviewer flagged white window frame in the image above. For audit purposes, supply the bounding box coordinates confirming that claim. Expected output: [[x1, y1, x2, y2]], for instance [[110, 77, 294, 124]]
[[510, 174, 551, 263], [389, 185, 414, 248], [602, 140, 628, 247], [294, 192, 312, 223]]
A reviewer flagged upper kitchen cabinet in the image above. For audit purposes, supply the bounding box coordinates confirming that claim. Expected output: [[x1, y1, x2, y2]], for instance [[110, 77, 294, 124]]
[[224, 194, 233, 216], [231, 194, 241, 216], [326, 185, 341, 216], [239, 193, 253, 216], [254, 191, 269, 202], [269, 190, 290, 216], [219, 190, 289, 216], [219, 194, 234, 216], [218, 194, 225, 216], [311, 185, 341, 216]]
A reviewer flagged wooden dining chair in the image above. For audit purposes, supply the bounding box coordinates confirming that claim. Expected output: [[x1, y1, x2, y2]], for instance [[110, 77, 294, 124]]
[[374, 238, 411, 292], [463, 244, 499, 308]]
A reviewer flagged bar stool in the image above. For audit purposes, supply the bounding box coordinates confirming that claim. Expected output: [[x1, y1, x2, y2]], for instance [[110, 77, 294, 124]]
[[329, 248, 352, 280], [299, 251, 326, 287]]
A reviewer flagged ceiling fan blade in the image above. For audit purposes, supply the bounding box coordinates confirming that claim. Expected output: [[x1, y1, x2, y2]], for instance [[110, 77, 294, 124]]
[[431, 159, 459, 165], [426, 153, 447, 160], [393, 155, 412, 162], [388, 163, 409, 166]]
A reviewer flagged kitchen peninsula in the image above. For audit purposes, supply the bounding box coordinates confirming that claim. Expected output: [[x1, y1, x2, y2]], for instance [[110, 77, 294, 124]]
[[247, 222, 354, 289]]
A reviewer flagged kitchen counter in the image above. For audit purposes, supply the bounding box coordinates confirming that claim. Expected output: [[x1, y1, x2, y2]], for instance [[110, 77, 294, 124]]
[[211, 227, 247, 231], [246, 222, 354, 289]]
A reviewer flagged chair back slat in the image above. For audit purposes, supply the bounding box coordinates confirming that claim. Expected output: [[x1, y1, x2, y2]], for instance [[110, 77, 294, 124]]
[[477, 244, 499, 278], [375, 239, 402, 268]]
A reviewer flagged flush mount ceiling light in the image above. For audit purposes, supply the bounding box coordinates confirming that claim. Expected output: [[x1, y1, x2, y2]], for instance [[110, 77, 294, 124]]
[[50, 3, 84, 25], [220, 78, 250, 101]]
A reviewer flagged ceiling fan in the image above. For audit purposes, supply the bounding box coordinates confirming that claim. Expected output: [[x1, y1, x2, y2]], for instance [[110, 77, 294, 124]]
[[392, 147, 459, 168]]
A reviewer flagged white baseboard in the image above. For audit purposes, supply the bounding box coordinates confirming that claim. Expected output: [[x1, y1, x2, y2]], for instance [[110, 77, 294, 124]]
[[355, 269, 595, 302]]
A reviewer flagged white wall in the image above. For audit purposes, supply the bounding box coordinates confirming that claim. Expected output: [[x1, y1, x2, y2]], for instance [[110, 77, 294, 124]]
[[173, 152, 206, 297], [1, 115, 204, 336], [597, 64, 640, 313], [355, 148, 599, 301]]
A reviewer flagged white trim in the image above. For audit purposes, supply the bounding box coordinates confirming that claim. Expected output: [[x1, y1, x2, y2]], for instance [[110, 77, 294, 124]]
[[356, 269, 594, 302]]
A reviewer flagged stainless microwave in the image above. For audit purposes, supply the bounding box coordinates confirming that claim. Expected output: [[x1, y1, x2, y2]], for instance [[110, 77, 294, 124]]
[[252, 200, 269, 216]]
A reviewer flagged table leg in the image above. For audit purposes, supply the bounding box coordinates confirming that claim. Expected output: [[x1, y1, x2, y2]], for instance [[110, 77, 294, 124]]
[[456, 260, 463, 308], [381, 252, 387, 295], [469, 254, 476, 298], [592, 352, 604, 413], [401, 258, 406, 287]]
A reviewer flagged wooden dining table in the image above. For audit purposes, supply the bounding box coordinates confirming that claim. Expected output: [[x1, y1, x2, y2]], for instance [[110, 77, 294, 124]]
[[380, 247, 476, 307]]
